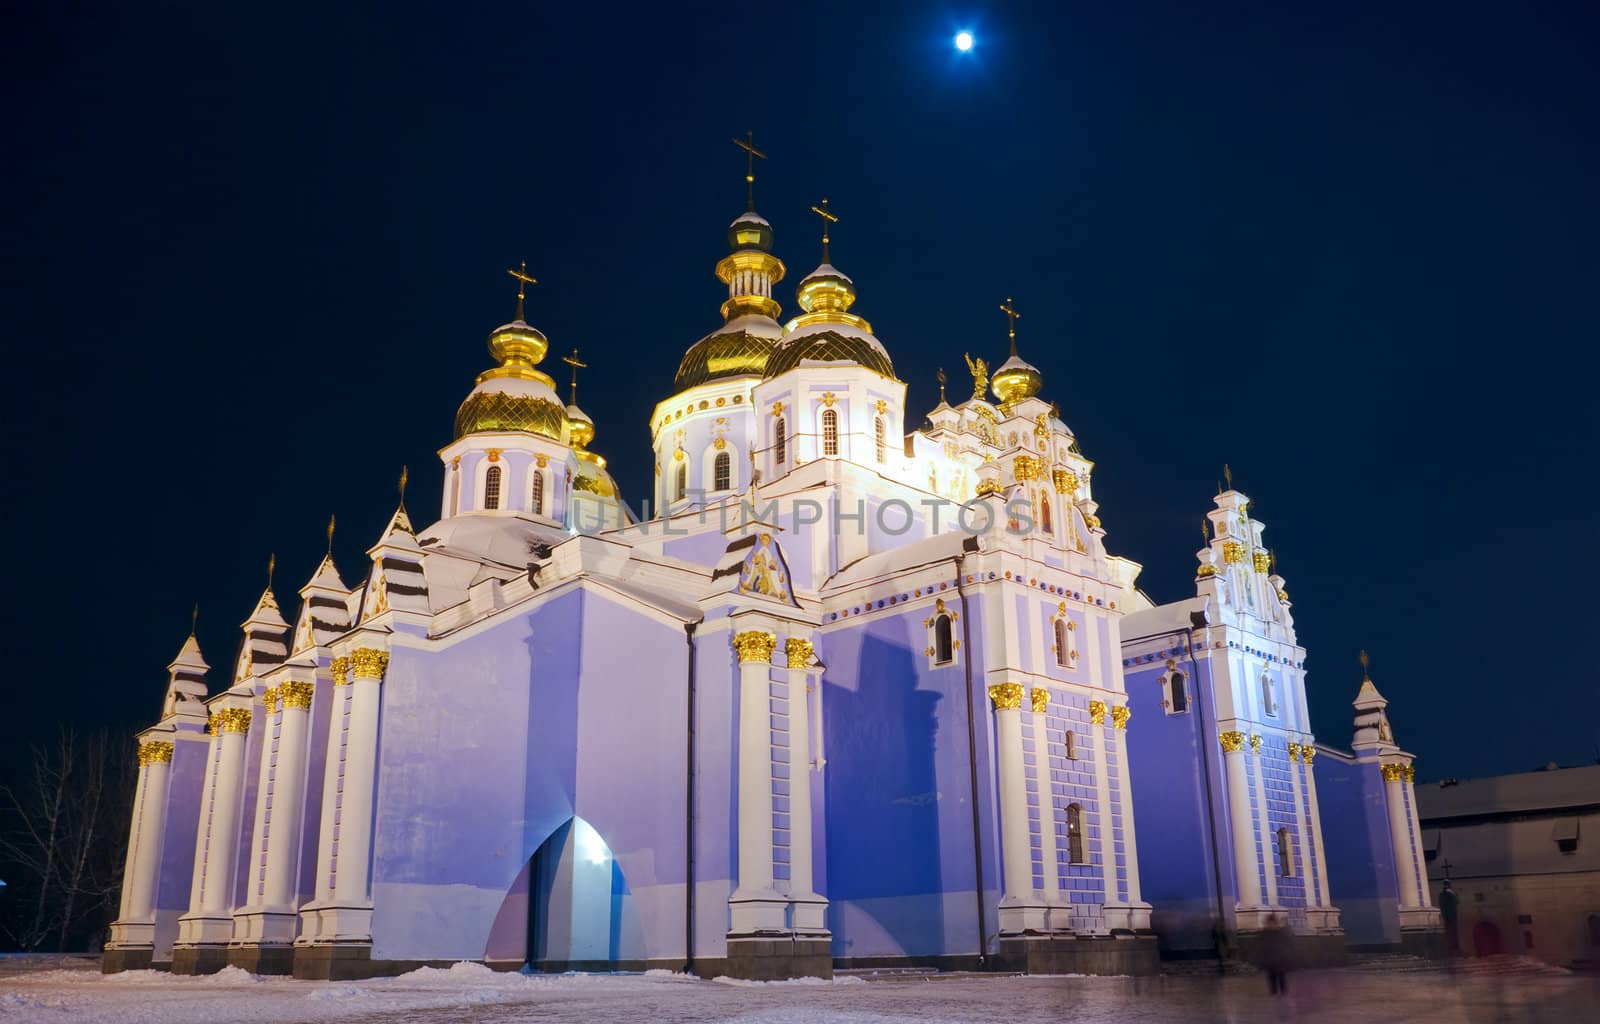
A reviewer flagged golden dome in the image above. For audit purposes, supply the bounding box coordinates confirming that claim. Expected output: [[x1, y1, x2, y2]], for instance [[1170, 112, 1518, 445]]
[[454, 386, 567, 440], [566, 403, 595, 449], [484, 320, 549, 379], [991, 355, 1043, 405], [674, 323, 781, 389], [765, 326, 896, 380]]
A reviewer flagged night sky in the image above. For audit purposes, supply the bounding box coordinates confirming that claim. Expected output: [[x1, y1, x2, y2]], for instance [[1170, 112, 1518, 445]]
[[4, 2, 1596, 785]]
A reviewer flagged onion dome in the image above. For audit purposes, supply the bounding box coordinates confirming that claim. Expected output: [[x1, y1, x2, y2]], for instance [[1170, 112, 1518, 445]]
[[990, 353, 1043, 405], [454, 316, 568, 441], [566, 402, 595, 451], [676, 208, 788, 389], [769, 263, 895, 380]]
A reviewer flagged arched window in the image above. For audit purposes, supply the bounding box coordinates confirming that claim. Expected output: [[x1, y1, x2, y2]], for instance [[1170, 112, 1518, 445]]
[[1066, 804, 1085, 863], [774, 417, 787, 465], [530, 469, 544, 516], [1277, 827, 1295, 876], [933, 614, 954, 664], [674, 461, 687, 502], [713, 451, 731, 491], [874, 416, 886, 463], [1168, 671, 1189, 714], [1064, 729, 1077, 760], [1054, 619, 1070, 668], [1262, 673, 1278, 717], [483, 465, 502, 510], [450, 471, 461, 515], [1039, 491, 1053, 534], [822, 408, 839, 456]]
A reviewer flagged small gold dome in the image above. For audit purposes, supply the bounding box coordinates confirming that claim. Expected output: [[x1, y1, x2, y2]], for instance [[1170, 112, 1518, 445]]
[[795, 265, 856, 316], [675, 326, 780, 389], [567, 403, 595, 449], [764, 327, 896, 380], [485, 320, 548, 377], [991, 356, 1043, 405], [454, 388, 568, 440]]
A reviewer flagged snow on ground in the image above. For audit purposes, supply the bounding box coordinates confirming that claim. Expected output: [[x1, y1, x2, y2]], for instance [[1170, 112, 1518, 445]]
[[0, 956, 1593, 1024]]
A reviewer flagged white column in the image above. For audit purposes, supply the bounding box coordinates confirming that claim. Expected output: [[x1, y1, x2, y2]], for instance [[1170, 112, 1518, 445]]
[[1110, 705, 1144, 908], [730, 630, 784, 933], [1384, 763, 1423, 908], [1249, 735, 1279, 907], [1031, 689, 1064, 929], [118, 762, 152, 921], [243, 691, 278, 909], [331, 650, 386, 906], [1221, 731, 1264, 911], [263, 682, 315, 909], [785, 639, 827, 933], [1286, 743, 1315, 906], [1402, 767, 1433, 909], [199, 709, 251, 915], [1303, 747, 1332, 907], [310, 664, 347, 907], [991, 684, 1041, 933], [186, 732, 221, 914], [124, 742, 174, 922]]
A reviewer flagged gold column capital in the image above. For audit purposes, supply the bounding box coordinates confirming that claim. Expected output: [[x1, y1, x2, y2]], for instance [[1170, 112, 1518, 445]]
[[988, 683, 1024, 711], [1052, 468, 1079, 495], [350, 648, 389, 682], [331, 656, 351, 686], [207, 712, 222, 735], [280, 681, 315, 710], [1404, 765, 1415, 783], [1219, 730, 1246, 753], [1302, 744, 1317, 765], [261, 686, 280, 713], [1030, 687, 1050, 715], [137, 740, 174, 766], [785, 637, 814, 669], [1089, 700, 1107, 726], [733, 630, 777, 664], [1381, 763, 1407, 783], [1111, 705, 1131, 730], [1287, 741, 1303, 763], [1249, 732, 1263, 754], [216, 707, 252, 734]]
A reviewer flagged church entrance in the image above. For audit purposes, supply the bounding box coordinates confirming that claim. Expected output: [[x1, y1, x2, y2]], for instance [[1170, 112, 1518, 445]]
[[526, 816, 629, 970]]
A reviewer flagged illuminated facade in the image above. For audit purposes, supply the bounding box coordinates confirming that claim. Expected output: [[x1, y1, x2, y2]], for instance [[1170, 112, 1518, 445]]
[[103, 173, 1436, 980]]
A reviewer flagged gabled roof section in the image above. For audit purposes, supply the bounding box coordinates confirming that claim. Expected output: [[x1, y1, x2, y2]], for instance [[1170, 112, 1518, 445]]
[[359, 504, 431, 623], [234, 586, 289, 683], [294, 553, 352, 653]]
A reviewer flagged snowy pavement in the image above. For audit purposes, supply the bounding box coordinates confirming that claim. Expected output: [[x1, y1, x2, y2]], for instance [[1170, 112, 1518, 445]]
[[0, 958, 1593, 1023]]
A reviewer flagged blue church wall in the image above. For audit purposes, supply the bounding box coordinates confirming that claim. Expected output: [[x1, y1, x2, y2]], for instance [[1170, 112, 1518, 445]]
[[231, 710, 266, 911], [155, 733, 208, 956], [370, 586, 691, 965], [1314, 753, 1399, 946], [1123, 658, 1228, 949], [295, 671, 335, 908], [819, 593, 1000, 960], [1256, 737, 1306, 910], [689, 624, 735, 960], [1032, 691, 1111, 931]]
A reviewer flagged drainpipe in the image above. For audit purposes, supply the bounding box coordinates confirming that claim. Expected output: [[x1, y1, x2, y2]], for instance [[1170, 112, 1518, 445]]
[[954, 540, 988, 968], [683, 620, 698, 975]]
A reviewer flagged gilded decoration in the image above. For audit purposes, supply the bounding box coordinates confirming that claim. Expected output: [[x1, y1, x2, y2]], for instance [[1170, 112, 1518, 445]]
[[207, 711, 222, 735], [137, 740, 174, 766], [963, 353, 989, 401], [875, 399, 888, 415], [216, 707, 253, 734], [1219, 730, 1246, 753], [1287, 741, 1303, 763], [1013, 454, 1042, 481], [975, 477, 1002, 497], [1083, 513, 1102, 529], [1253, 551, 1271, 573], [819, 391, 837, 407], [350, 648, 390, 681], [1196, 564, 1218, 578], [988, 683, 1024, 711], [736, 533, 792, 603], [1223, 541, 1245, 564], [1249, 733, 1263, 754], [785, 637, 814, 669], [1089, 700, 1107, 726], [1030, 688, 1050, 714], [772, 401, 784, 416], [1111, 705, 1131, 730], [733, 630, 777, 663], [281, 681, 315, 710], [1302, 744, 1317, 764], [1052, 469, 1078, 495], [1381, 763, 1407, 783], [673, 328, 776, 390], [331, 656, 351, 686], [1404, 765, 1416, 782], [261, 686, 280, 712]]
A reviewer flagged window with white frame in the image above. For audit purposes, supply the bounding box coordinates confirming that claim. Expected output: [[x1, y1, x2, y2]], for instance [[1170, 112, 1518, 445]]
[[713, 450, 731, 491], [530, 469, 544, 516], [483, 465, 502, 510], [1165, 670, 1189, 714], [1066, 804, 1085, 863], [1262, 672, 1278, 717], [774, 417, 786, 465], [674, 461, 687, 501], [874, 416, 886, 463], [822, 408, 839, 456], [1277, 827, 1295, 876]]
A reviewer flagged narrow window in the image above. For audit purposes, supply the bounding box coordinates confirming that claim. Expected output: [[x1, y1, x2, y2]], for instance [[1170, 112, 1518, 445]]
[[1169, 671, 1189, 713], [1067, 804, 1085, 864], [483, 465, 502, 510], [1277, 827, 1295, 876], [934, 614, 954, 664], [531, 469, 544, 516], [674, 461, 687, 502], [1064, 729, 1077, 760], [1040, 491, 1053, 533], [713, 451, 731, 491], [774, 417, 787, 465], [1054, 619, 1069, 668], [450, 471, 461, 515], [822, 409, 839, 456], [1262, 673, 1278, 717], [874, 416, 886, 463]]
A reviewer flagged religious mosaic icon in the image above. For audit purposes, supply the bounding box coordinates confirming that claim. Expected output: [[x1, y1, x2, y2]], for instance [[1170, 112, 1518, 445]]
[[737, 533, 792, 604]]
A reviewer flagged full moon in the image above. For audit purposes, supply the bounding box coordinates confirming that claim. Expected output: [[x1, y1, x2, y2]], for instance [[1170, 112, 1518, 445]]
[[954, 31, 973, 52]]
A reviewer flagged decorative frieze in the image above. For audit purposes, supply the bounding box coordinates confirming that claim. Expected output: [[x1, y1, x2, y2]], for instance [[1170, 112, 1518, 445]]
[[733, 631, 776, 664], [280, 681, 315, 710], [987, 683, 1024, 711], [136, 740, 174, 765]]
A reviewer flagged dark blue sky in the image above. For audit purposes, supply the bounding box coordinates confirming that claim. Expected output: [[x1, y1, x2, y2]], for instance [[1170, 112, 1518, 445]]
[[4, 2, 1595, 781]]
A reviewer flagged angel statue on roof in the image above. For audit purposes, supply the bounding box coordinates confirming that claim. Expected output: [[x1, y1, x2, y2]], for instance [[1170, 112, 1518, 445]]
[[963, 353, 988, 401]]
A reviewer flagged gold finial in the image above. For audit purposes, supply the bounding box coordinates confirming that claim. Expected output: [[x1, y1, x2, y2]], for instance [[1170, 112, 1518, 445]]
[[810, 198, 838, 263], [267, 552, 276, 590], [732, 131, 767, 212], [1202, 518, 1210, 544], [937, 367, 947, 403], [190, 603, 199, 637], [326, 514, 336, 555], [507, 261, 537, 322], [398, 466, 409, 509], [561, 347, 588, 406], [1359, 649, 1371, 680], [1223, 463, 1233, 491], [999, 296, 1021, 357]]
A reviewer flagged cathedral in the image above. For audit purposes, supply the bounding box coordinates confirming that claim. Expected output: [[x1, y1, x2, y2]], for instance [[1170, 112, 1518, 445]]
[[103, 153, 1441, 980]]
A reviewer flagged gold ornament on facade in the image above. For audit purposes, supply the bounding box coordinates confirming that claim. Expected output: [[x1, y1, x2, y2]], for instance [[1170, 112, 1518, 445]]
[[331, 656, 351, 686], [1030, 688, 1050, 714], [1089, 700, 1107, 725], [1083, 513, 1102, 530], [207, 712, 223, 735], [988, 683, 1024, 711], [1223, 541, 1245, 564], [1287, 742, 1302, 763], [1196, 564, 1218, 578], [351, 648, 390, 681], [1112, 706, 1131, 730], [216, 707, 253, 734], [1219, 730, 1246, 753], [1052, 469, 1078, 495], [281, 681, 315, 710], [1253, 550, 1271, 573], [785, 637, 814, 669], [963, 353, 989, 401], [1302, 745, 1316, 765], [1013, 454, 1042, 481], [1404, 765, 1416, 782], [975, 477, 1002, 497], [1381, 763, 1407, 783], [137, 741, 175, 766], [1249, 733, 1263, 754], [261, 686, 280, 712], [733, 631, 777, 664], [875, 399, 888, 415]]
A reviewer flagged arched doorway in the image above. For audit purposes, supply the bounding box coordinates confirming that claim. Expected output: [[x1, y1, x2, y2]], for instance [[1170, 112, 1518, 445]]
[[525, 817, 639, 971], [1472, 920, 1503, 957]]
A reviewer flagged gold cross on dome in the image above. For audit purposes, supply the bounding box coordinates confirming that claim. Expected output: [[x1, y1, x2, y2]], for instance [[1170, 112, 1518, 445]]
[[999, 296, 1021, 356], [811, 198, 838, 262], [732, 131, 767, 211], [562, 347, 588, 405], [507, 261, 537, 321]]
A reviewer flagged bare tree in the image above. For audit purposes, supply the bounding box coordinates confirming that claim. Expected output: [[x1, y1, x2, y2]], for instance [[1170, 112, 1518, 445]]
[[0, 728, 135, 952]]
